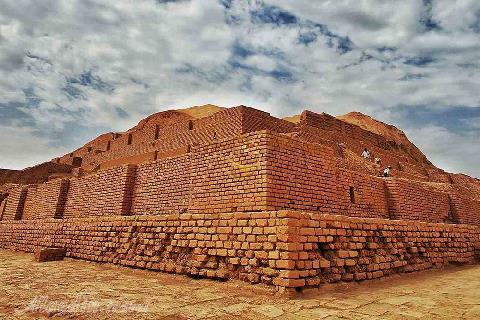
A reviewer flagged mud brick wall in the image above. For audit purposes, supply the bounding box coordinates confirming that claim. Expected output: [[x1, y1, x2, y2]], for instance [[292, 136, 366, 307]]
[[132, 155, 191, 215], [427, 168, 452, 183], [298, 111, 429, 178], [265, 134, 337, 212], [240, 106, 296, 134], [337, 169, 389, 218], [265, 134, 389, 218], [133, 131, 270, 215], [0, 186, 28, 220], [189, 132, 269, 213], [1, 162, 73, 185], [449, 193, 480, 225], [385, 178, 450, 223], [189, 107, 244, 139], [80, 108, 245, 172], [273, 211, 480, 289], [0, 212, 293, 288], [63, 165, 136, 218], [23, 179, 70, 220], [0, 211, 478, 291]]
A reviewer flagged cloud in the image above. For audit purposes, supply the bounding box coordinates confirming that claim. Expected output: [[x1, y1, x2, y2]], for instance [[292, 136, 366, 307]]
[[0, 0, 479, 177], [375, 106, 480, 177], [0, 125, 69, 169], [405, 125, 480, 176]]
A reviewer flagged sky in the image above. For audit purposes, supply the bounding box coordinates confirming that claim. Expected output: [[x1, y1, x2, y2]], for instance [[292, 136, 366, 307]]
[[0, 0, 479, 177]]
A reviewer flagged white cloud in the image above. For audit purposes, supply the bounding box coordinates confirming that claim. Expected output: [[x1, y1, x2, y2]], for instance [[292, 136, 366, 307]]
[[0, 0, 479, 177], [0, 125, 68, 169], [405, 125, 480, 176]]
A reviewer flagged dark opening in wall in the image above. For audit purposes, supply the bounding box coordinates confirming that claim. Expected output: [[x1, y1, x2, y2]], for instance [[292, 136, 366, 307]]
[[188, 120, 194, 130], [0, 195, 8, 221], [106, 141, 111, 151], [213, 131, 217, 139], [87, 147, 92, 152], [69, 153, 73, 157], [154, 124, 160, 140], [127, 133, 133, 145], [154, 151, 159, 161], [14, 189, 27, 221], [349, 186, 355, 204]]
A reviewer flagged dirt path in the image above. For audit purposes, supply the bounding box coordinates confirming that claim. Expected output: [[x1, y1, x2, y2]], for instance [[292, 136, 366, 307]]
[[1, 249, 479, 319]]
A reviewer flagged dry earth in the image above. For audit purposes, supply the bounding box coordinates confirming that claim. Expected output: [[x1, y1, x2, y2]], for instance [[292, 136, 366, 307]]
[[1, 249, 479, 320]]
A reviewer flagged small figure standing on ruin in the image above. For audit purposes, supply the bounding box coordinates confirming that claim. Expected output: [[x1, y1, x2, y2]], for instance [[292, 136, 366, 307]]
[[375, 157, 381, 166], [383, 166, 391, 177], [361, 148, 371, 159]]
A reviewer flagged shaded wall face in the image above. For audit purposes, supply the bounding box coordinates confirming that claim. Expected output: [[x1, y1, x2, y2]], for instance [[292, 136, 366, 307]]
[[0, 195, 8, 220], [1, 187, 27, 220], [385, 179, 450, 223], [131, 155, 191, 215], [449, 194, 480, 225], [63, 165, 136, 219], [297, 112, 430, 182], [23, 179, 69, 220]]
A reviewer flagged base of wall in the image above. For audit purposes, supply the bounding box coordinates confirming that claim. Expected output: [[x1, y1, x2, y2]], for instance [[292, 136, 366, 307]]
[[0, 211, 478, 295]]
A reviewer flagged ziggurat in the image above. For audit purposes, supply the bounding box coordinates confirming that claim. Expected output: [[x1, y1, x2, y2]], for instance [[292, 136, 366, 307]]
[[1, 104, 479, 294]]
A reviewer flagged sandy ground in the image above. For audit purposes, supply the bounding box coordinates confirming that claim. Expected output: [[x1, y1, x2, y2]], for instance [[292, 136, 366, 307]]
[[1, 249, 479, 320]]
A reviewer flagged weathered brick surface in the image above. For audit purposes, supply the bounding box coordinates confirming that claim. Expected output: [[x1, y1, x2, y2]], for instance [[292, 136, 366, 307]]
[[1, 186, 28, 220], [132, 155, 191, 215], [23, 179, 69, 220], [2, 130, 477, 224], [189, 132, 268, 213], [0, 162, 74, 186], [240, 106, 296, 134], [449, 193, 480, 225], [34, 247, 66, 262], [385, 178, 450, 222], [132, 132, 269, 215], [277, 212, 480, 288], [265, 134, 389, 218], [0, 212, 288, 286], [78, 107, 245, 171], [0, 212, 478, 290], [63, 165, 136, 218]]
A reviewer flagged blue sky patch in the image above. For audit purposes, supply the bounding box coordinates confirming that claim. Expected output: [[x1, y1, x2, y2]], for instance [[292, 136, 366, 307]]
[[66, 70, 114, 94], [250, 4, 298, 26], [404, 56, 435, 67], [391, 105, 480, 134]]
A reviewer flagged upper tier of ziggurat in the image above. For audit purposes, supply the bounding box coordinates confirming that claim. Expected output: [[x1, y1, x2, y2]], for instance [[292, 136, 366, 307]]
[[1, 104, 479, 293]]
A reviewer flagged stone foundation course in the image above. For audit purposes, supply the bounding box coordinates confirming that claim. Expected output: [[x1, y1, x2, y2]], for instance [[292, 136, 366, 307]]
[[0, 211, 478, 293]]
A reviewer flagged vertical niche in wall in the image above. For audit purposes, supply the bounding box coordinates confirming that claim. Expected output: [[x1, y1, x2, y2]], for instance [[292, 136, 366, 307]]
[[349, 186, 356, 204], [0, 194, 8, 221], [154, 124, 160, 140]]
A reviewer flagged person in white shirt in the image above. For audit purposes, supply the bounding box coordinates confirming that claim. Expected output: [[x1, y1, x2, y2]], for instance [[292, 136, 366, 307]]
[[361, 148, 371, 159], [383, 166, 391, 177]]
